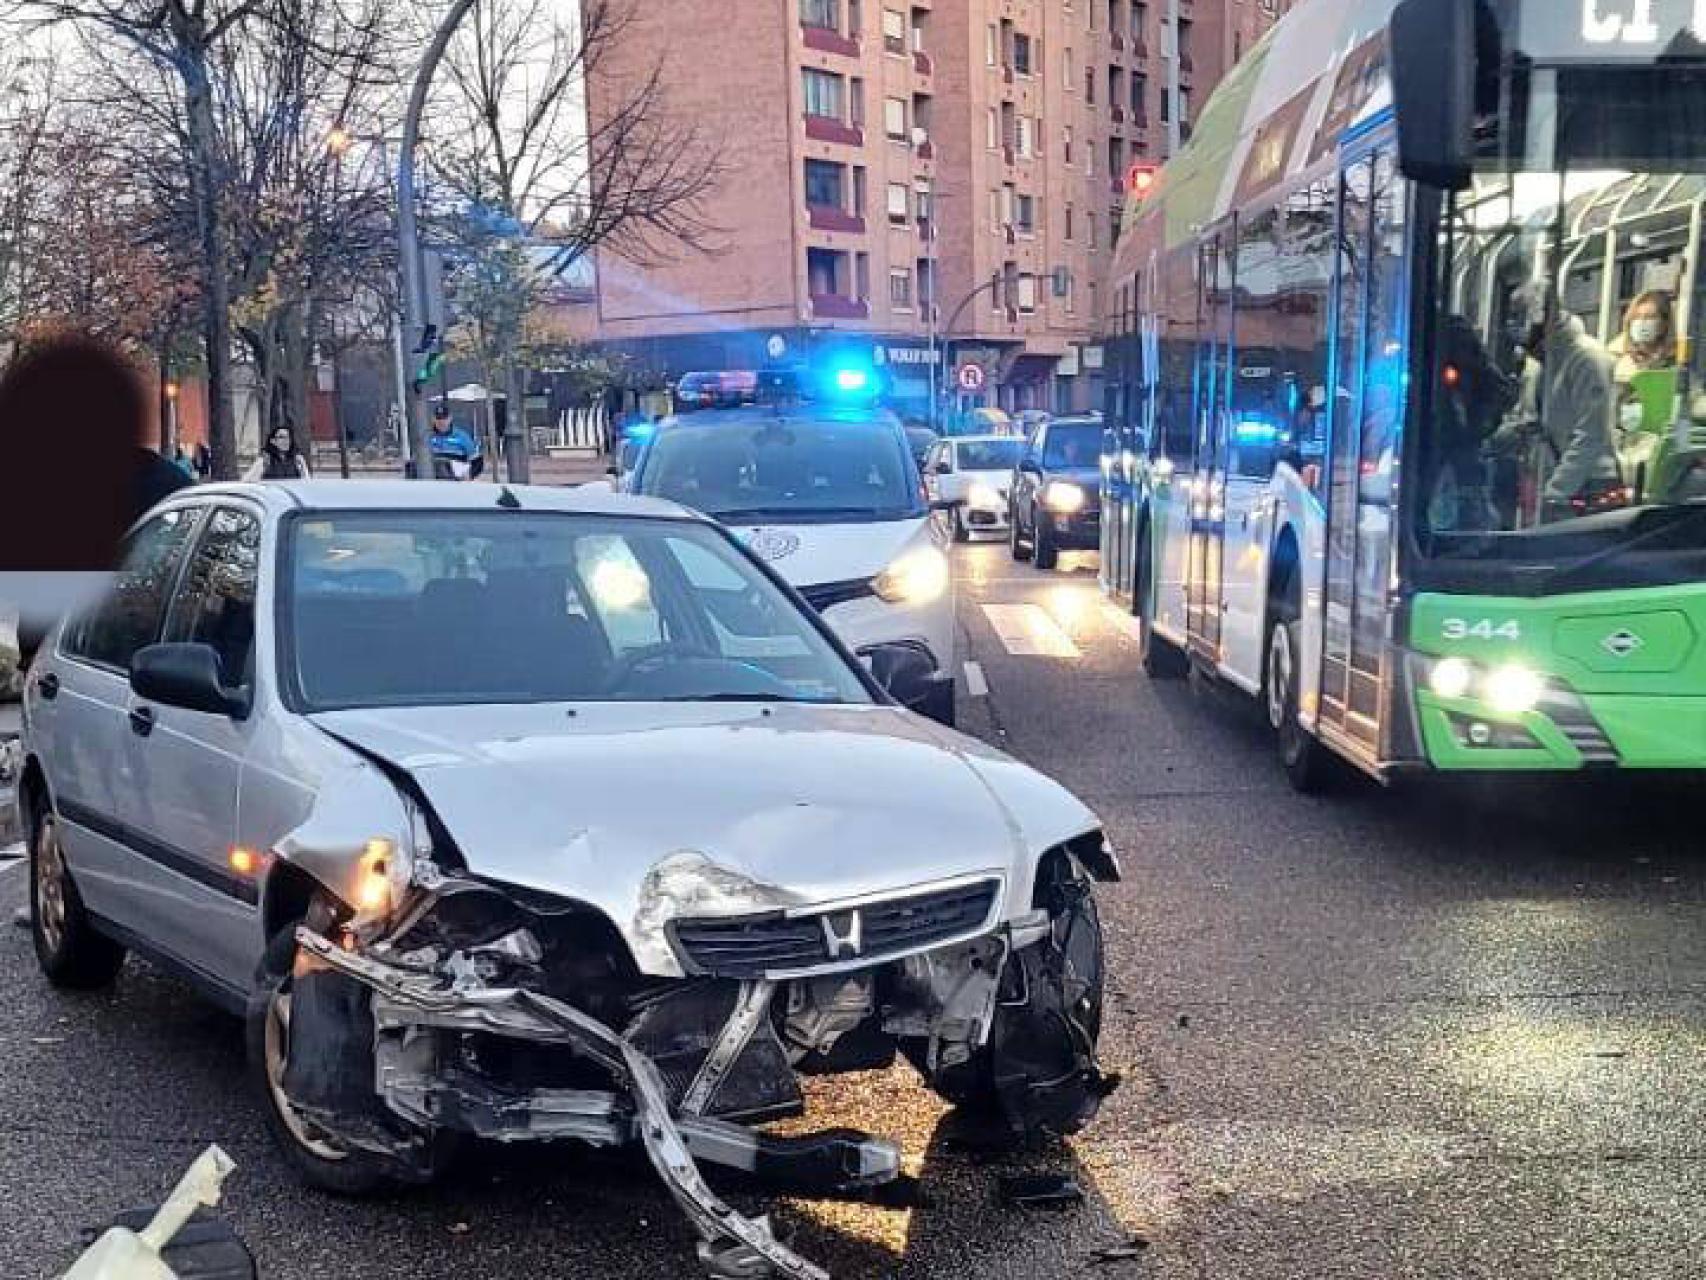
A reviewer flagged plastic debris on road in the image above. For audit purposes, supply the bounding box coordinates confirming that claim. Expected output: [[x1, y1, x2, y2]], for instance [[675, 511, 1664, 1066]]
[[62, 1146, 236, 1279]]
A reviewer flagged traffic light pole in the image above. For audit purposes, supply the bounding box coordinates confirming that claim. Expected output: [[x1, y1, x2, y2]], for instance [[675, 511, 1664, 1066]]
[[397, 0, 478, 477]]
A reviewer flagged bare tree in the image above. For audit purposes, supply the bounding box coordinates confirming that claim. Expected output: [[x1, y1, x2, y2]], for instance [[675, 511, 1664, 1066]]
[[425, 0, 720, 480], [13, 0, 275, 478]]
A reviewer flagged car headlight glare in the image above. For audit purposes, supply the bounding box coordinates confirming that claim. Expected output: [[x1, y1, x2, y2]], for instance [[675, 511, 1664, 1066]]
[[1427, 657, 1474, 700], [967, 481, 1002, 510], [1483, 663, 1543, 714], [873, 545, 950, 604], [1042, 481, 1086, 513]]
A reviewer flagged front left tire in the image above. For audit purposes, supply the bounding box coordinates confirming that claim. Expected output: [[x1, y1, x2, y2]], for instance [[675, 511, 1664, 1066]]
[[30, 809, 125, 989]]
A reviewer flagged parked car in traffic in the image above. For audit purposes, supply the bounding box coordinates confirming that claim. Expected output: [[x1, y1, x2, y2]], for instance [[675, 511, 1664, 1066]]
[[922, 434, 1026, 541], [17, 479, 1117, 1280], [628, 405, 959, 725], [673, 370, 758, 412], [1009, 416, 1104, 570]]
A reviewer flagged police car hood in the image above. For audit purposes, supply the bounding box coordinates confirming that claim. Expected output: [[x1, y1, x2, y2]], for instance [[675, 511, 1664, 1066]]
[[725, 517, 930, 588], [310, 701, 1098, 976]]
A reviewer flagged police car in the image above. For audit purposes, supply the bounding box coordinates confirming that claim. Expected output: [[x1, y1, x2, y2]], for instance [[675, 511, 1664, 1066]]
[[628, 371, 958, 724]]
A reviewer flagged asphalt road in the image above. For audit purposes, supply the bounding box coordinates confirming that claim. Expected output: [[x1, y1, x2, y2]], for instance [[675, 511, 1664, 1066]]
[[5, 539, 1706, 1278]]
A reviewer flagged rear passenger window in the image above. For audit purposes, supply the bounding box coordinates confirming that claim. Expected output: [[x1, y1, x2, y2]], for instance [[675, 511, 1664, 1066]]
[[68, 507, 203, 672], [166, 508, 262, 689]]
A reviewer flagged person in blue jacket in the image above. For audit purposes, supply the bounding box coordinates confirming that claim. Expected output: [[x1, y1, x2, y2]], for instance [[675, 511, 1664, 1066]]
[[428, 404, 484, 480]]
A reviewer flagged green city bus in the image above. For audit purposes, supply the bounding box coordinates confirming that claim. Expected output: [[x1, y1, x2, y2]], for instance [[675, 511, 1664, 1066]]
[[1100, 0, 1706, 788]]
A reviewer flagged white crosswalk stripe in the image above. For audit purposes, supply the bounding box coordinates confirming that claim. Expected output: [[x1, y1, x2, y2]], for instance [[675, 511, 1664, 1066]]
[[980, 604, 1082, 658]]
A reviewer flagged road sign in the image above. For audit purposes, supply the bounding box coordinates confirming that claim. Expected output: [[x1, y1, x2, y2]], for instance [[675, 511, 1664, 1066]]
[[955, 362, 986, 393]]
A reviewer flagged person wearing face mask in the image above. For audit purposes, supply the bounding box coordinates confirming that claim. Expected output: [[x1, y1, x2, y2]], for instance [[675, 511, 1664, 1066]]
[[1613, 291, 1677, 381]]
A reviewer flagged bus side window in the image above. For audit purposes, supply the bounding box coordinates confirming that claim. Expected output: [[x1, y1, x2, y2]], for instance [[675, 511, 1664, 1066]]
[[1230, 206, 1284, 479], [1276, 179, 1337, 488], [1159, 246, 1197, 468]]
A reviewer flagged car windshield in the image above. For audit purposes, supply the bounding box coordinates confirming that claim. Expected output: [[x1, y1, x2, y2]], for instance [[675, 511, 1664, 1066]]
[[635, 418, 923, 523], [1418, 168, 1706, 591], [1043, 423, 1101, 468], [956, 440, 1022, 471], [283, 512, 872, 710]]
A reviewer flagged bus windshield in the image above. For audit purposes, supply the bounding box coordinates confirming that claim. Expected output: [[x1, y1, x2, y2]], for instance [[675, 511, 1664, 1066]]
[[1417, 166, 1706, 592]]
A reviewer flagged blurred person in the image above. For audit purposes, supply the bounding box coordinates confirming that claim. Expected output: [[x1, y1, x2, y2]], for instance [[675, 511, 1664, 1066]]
[[428, 404, 483, 480], [171, 445, 196, 480], [244, 425, 312, 480]]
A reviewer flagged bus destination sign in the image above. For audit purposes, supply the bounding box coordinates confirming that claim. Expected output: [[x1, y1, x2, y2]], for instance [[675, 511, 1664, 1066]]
[[1518, 1, 1706, 60]]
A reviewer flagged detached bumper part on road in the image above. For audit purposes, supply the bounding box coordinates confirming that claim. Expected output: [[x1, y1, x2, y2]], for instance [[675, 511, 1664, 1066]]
[[277, 856, 1115, 1279]]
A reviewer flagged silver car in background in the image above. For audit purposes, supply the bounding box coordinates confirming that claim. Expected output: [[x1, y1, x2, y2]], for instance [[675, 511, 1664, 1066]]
[[18, 481, 1117, 1280]]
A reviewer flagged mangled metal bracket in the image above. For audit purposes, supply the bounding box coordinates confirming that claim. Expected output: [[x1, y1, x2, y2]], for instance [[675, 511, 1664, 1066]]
[[295, 928, 832, 1280]]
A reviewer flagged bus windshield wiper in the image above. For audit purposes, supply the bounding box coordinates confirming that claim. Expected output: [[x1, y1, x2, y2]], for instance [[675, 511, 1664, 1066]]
[[1541, 502, 1706, 593]]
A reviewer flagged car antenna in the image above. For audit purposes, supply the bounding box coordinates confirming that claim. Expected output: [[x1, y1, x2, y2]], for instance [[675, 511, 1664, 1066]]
[[496, 486, 522, 509]]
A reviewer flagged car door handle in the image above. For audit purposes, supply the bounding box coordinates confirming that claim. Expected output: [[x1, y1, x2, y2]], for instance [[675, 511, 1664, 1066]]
[[37, 672, 59, 701], [129, 705, 156, 737]]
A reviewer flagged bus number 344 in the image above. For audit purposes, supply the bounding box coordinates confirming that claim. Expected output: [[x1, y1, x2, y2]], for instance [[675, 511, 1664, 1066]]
[[1441, 618, 1523, 642]]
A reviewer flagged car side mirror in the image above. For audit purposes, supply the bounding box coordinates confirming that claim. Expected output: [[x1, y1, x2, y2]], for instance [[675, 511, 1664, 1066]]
[[1389, 0, 1485, 191], [933, 460, 953, 475], [131, 643, 245, 717], [863, 643, 953, 726]]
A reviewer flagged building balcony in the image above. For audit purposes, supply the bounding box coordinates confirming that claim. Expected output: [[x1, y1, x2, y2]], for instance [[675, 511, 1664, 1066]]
[[1111, 32, 1125, 51], [804, 114, 864, 146], [802, 24, 860, 57], [807, 204, 866, 233], [916, 138, 935, 162], [811, 293, 870, 320], [1002, 144, 1016, 166], [1110, 177, 1127, 195], [1131, 39, 1149, 59], [913, 50, 933, 76], [1111, 105, 1126, 123], [1001, 63, 1015, 84], [1179, 53, 1194, 76]]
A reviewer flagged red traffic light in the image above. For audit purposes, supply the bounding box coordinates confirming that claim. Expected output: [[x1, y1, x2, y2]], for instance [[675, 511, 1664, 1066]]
[[1126, 163, 1159, 198]]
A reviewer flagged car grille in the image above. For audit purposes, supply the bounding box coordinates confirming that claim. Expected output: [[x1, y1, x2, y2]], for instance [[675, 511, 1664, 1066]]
[[671, 878, 1001, 977], [799, 578, 876, 612]]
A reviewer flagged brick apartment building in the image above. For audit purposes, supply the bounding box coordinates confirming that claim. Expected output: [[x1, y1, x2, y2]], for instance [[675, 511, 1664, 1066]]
[[554, 0, 1292, 421]]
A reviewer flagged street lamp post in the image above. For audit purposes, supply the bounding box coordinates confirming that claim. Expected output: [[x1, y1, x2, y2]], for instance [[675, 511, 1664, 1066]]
[[937, 274, 1008, 425], [397, 0, 479, 477]]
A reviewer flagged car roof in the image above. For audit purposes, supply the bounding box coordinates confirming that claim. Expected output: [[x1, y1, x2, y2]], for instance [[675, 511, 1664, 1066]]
[[652, 404, 904, 433], [174, 480, 700, 522], [951, 434, 1023, 446]]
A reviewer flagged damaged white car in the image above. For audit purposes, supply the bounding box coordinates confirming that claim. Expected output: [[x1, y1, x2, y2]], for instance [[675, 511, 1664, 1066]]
[[18, 481, 1117, 1279]]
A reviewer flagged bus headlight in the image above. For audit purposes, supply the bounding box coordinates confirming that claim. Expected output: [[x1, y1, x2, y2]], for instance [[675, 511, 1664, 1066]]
[[1042, 481, 1086, 513], [873, 545, 950, 605], [1427, 657, 1474, 700], [967, 481, 1002, 510], [1483, 663, 1544, 715]]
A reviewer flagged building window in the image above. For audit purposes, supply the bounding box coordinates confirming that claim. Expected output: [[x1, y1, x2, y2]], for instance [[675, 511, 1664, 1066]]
[[917, 257, 935, 308], [807, 246, 843, 295], [986, 22, 998, 65], [801, 0, 839, 31], [855, 251, 871, 299], [1064, 46, 1075, 88], [1012, 31, 1033, 75], [1087, 211, 1098, 248], [1159, 87, 1170, 123], [850, 77, 865, 125], [1108, 137, 1124, 177], [1085, 66, 1095, 102], [1015, 115, 1035, 159], [853, 165, 868, 213], [1017, 273, 1037, 312], [889, 268, 913, 309], [884, 96, 908, 139], [1014, 192, 1035, 234], [848, 0, 862, 34], [802, 68, 845, 119], [914, 180, 932, 223], [986, 107, 999, 149], [1000, 183, 1015, 226], [1065, 203, 1075, 241], [1063, 125, 1074, 163], [1064, 272, 1076, 313], [882, 8, 906, 53], [911, 8, 927, 52], [804, 159, 845, 208], [887, 181, 910, 223]]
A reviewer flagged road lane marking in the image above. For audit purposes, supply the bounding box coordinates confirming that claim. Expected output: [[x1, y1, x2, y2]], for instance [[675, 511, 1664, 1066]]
[[963, 661, 990, 697], [980, 604, 1081, 658]]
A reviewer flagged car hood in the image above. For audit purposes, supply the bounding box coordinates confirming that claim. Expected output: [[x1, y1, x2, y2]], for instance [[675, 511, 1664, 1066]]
[[308, 701, 1097, 976], [726, 518, 928, 587], [1044, 467, 1103, 489]]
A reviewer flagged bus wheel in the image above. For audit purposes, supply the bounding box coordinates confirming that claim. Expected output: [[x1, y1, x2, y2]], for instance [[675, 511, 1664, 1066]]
[[1137, 530, 1188, 679], [1265, 609, 1329, 793]]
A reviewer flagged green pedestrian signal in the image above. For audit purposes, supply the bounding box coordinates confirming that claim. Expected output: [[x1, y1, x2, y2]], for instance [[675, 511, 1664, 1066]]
[[413, 349, 445, 389]]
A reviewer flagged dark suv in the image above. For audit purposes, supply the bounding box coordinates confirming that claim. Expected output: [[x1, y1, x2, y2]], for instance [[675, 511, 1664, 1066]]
[[1009, 416, 1103, 570]]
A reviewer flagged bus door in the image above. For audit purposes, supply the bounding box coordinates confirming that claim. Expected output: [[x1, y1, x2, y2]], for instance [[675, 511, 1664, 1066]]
[[1186, 221, 1236, 661], [1317, 124, 1409, 760]]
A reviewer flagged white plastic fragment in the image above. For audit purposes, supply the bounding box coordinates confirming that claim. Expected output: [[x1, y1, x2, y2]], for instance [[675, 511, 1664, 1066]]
[[62, 1145, 236, 1280]]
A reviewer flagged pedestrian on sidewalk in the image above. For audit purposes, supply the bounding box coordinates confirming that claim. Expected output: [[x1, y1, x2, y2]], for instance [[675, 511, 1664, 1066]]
[[244, 426, 312, 481]]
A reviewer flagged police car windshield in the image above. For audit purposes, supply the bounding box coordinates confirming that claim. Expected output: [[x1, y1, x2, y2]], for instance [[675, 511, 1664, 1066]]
[[637, 417, 924, 523]]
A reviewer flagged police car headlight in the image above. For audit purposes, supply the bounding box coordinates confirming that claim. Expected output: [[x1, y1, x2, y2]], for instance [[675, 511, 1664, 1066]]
[[967, 481, 1002, 510], [873, 546, 950, 605]]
